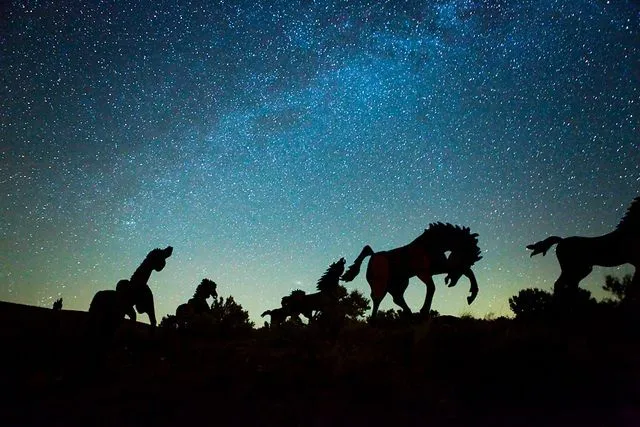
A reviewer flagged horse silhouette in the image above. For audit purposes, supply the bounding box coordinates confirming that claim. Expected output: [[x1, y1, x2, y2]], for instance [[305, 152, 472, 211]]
[[261, 307, 293, 327], [341, 223, 482, 319], [266, 258, 347, 325], [285, 258, 346, 323], [528, 196, 640, 299], [175, 278, 218, 327], [88, 246, 173, 343]]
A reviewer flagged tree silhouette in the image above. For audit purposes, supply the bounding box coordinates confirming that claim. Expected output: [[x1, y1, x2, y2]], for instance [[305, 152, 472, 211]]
[[337, 287, 370, 320], [602, 274, 633, 303], [367, 308, 403, 327], [509, 288, 553, 319], [210, 295, 255, 335], [510, 285, 602, 320], [52, 298, 63, 311]]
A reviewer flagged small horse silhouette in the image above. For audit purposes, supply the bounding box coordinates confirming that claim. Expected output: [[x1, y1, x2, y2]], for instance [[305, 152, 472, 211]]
[[261, 307, 293, 327], [175, 279, 218, 328], [279, 258, 346, 323]]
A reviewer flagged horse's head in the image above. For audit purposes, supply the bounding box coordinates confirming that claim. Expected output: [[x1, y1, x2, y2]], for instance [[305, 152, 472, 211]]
[[148, 246, 173, 272], [198, 278, 218, 299], [444, 251, 469, 287], [445, 250, 480, 304], [424, 223, 481, 288]]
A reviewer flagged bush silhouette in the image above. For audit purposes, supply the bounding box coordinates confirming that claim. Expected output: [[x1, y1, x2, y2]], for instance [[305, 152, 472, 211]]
[[510, 284, 606, 320], [337, 287, 370, 320], [509, 288, 553, 319], [209, 295, 255, 336]]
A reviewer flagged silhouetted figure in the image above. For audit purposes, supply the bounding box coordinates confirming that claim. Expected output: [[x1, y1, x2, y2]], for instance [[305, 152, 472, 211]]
[[52, 298, 63, 311], [279, 290, 312, 321], [341, 223, 482, 319], [279, 258, 346, 324], [87, 246, 173, 349], [260, 307, 291, 328], [527, 197, 640, 304], [175, 278, 218, 328]]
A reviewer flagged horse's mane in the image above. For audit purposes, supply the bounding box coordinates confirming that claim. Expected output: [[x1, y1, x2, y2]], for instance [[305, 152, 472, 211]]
[[422, 222, 482, 265], [616, 196, 640, 234], [316, 258, 346, 292]]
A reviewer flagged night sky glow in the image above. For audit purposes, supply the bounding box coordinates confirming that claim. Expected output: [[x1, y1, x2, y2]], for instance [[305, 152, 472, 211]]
[[2, 0, 639, 323]]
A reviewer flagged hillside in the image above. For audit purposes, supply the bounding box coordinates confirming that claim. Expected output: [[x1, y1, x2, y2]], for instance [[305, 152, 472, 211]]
[[0, 301, 639, 426]]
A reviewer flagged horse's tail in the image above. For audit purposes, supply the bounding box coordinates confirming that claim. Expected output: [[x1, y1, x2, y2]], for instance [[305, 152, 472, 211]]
[[341, 245, 374, 282], [261, 310, 271, 317], [526, 236, 563, 257]]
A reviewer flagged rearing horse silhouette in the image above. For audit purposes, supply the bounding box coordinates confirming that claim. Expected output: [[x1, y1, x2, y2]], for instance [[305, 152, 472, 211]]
[[341, 223, 482, 318], [527, 196, 640, 298], [88, 246, 173, 341]]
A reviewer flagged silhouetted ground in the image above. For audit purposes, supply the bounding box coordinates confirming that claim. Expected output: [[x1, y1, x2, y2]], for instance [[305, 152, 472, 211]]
[[0, 300, 639, 426]]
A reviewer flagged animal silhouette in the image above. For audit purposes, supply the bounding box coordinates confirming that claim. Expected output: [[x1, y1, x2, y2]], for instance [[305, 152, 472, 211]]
[[88, 246, 173, 342], [341, 223, 482, 318], [527, 196, 640, 298], [175, 278, 218, 327], [281, 258, 346, 323], [261, 307, 292, 327]]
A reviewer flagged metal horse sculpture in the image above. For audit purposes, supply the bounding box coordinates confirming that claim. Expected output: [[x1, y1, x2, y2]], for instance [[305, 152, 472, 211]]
[[88, 246, 173, 342], [175, 278, 218, 327], [261, 306, 295, 328], [341, 223, 482, 319], [527, 196, 640, 298], [275, 258, 347, 324]]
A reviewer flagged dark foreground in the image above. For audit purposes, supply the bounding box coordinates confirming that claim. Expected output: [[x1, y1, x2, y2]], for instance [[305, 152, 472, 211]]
[[1, 301, 639, 427]]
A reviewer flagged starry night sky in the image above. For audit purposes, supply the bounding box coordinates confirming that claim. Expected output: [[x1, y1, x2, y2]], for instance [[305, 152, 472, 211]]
[[1, 0, 639, 323]]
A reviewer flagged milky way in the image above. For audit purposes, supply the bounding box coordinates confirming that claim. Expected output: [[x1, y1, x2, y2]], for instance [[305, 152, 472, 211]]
[[2, 0, 639, 322]]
